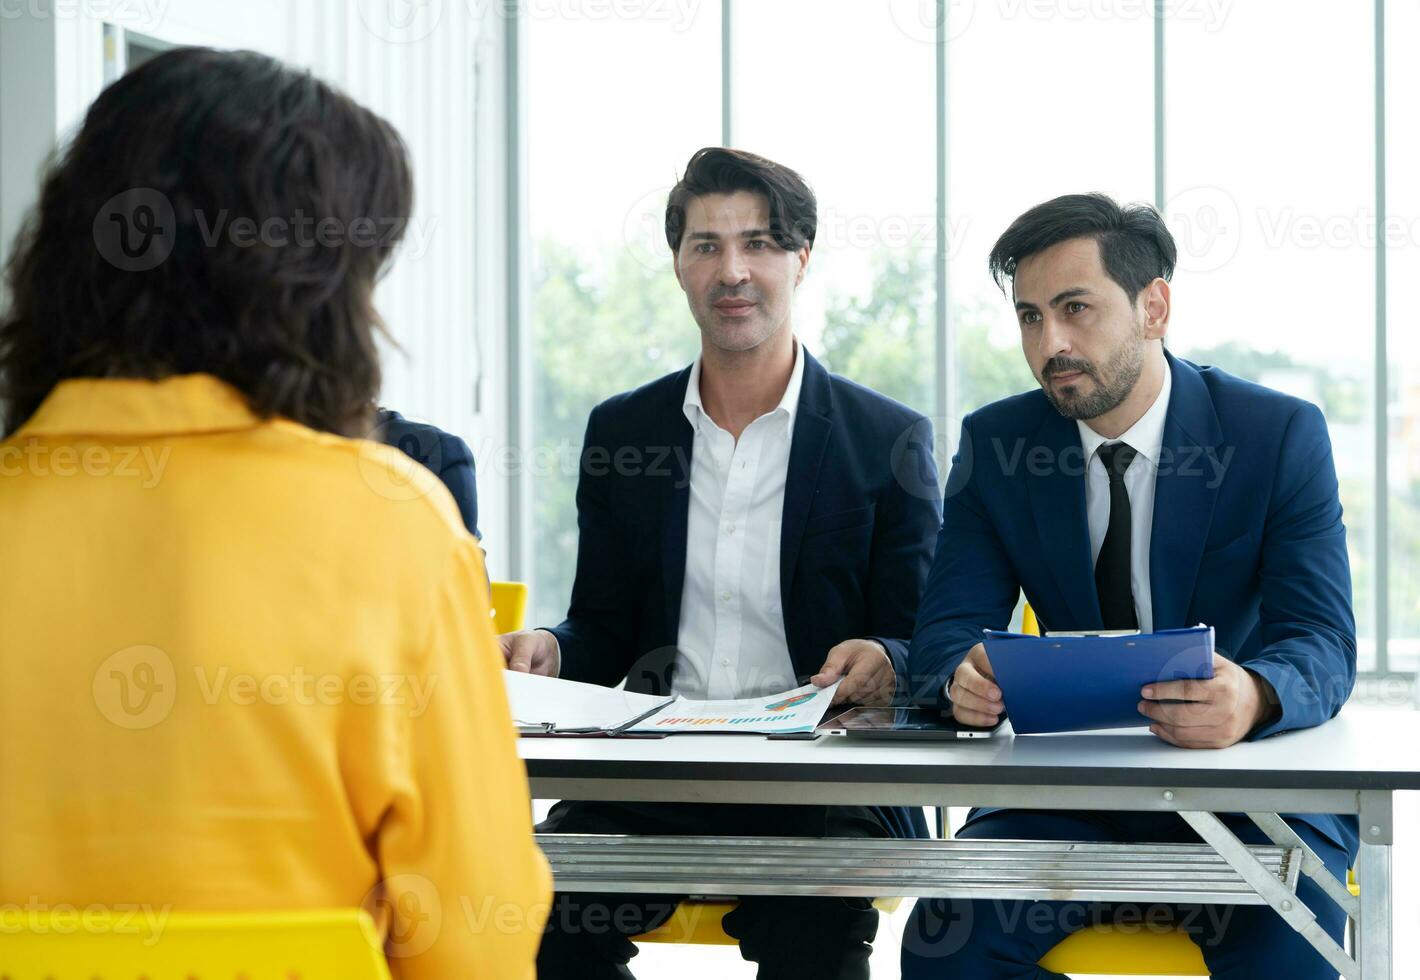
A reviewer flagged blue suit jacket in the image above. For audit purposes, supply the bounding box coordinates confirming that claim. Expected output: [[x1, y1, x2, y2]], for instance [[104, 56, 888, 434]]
[[908, 351, 1358, 857], [376, 408, 480, 538], [548, 349, 942, 840]]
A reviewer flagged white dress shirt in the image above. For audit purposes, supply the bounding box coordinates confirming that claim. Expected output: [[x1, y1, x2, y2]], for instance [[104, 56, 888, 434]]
[[672, 342, 805, 700], [1075, 365, 1173, 634]]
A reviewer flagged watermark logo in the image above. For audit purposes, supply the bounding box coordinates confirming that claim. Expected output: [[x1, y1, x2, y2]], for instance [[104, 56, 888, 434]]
[[191, 208, 431, 260], [995, 0, 1233, 30], [626, 182, 965, 275], [0, 901, 173, 945], [93, 644, 176, 730], [191, 665, 438, 717], [622, 184, 675, 274], [0, 441, 171, 487], [901, 897, 976, 958], [93, 188, 175, 273], [817, 206, 958, 255], [889, 0, 976, 44], [1166, 185, 1242, 274], [93, 189, 433, 273], [356, 0, 445, 43], [357, 414, 449, 504], [365, 874, 443, 958], [0, 0, 171, 32], [891, 415, 953, 502], [469, 0, 704, 31]]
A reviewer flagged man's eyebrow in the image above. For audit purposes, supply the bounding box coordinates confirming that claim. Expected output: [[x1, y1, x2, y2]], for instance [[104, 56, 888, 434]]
[[1015, 288, 1092, 311], [686, 228, 774, 242], [1047, 287, 1091, 307]]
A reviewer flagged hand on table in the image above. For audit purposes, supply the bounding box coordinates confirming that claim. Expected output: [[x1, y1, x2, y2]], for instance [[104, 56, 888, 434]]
[[811, 639, 895, 706]]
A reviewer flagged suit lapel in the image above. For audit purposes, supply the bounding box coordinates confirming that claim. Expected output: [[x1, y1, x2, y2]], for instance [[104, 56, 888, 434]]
[[661, 368, 695, 642], [1149, 352, 1225, 631], [779, 352, 833, 673], [1026, 407, 1101, 631]]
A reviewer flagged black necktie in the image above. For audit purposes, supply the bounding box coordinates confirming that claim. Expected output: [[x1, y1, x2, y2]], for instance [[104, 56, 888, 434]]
[[1095, 442, 1139, 630]]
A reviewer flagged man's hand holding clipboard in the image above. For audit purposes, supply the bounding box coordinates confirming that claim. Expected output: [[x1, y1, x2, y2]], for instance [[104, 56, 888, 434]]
[[946, 644, 1005, 729], [952, 625, 1274, 742], [1137, 652, 1281, 748]]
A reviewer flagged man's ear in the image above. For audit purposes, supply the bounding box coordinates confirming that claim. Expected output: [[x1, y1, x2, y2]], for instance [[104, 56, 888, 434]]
[[1141, 277, 1171, 340], [672, 249, 684, 289], [794, 245, 811, 287]]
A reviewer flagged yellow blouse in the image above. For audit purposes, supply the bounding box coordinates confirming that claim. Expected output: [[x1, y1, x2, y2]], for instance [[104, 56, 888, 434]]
[[0, 374, 549, 978]]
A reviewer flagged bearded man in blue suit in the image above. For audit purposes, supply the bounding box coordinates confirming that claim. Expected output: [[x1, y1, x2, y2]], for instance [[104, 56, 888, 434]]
[[902, 193, 1356, 979]]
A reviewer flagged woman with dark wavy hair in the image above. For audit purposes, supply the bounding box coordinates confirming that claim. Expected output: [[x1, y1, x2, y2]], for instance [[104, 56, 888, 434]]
[[0, 47, 548, 978]]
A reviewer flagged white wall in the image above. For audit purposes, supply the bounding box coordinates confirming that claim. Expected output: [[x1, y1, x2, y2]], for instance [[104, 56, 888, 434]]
[[0, 0, 513, 575]]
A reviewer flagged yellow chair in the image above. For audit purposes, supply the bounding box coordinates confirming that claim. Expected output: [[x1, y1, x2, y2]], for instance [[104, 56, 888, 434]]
[[1021, 602, 1041, 637], [1019, 602, 1358, 975], [491, 580, 529, 634], [2, 907, 391, 979], [1016, 602, 1207, 972], [1040, 924, 1207, 975], [636, 897, 903, 946], [1038, 873, 1362, 975], [635, 900, 741, 946]]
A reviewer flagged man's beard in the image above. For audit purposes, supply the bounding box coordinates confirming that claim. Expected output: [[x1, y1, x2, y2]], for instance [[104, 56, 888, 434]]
[[697, 285, 775, 352], [1041, 331, 1145, 421]]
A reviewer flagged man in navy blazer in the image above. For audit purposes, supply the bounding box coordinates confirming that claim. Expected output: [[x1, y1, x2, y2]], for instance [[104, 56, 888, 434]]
[[901, 194, 1356, 979], [534, 349, 936, 720], [501, 148, 940, 980], [374, 407, 480, 538]]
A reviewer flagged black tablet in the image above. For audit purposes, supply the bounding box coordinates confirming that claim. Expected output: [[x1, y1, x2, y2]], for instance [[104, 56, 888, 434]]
[[822, 706, 1004, 740]]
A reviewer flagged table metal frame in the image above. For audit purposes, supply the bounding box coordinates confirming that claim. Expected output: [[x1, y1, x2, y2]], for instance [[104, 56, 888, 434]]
[[523, 713, 1411, 979]]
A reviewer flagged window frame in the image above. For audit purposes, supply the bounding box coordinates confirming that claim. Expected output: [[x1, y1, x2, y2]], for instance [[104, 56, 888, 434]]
[[506, 0, 1398, 678]]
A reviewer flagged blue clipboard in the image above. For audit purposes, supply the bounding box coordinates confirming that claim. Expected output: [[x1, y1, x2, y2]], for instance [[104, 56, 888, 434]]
[[981, 625, 1216, 734]]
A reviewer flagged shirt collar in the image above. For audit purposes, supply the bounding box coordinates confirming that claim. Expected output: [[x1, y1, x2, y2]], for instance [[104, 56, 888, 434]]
[[14, 374, 263, 439], [1076, 360, 1173, 469], [683, 338, 805, 435]]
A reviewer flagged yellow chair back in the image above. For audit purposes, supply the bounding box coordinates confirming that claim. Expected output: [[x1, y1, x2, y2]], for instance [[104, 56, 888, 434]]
[[491, 580, 529, 634], [1040, 925, 1207, 974], [1022, 602, 1041, 636], [1, 907, 391, 979]]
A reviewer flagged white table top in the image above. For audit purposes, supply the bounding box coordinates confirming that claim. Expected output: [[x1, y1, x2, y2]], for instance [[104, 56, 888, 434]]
[[518, 707, 1420, 792]]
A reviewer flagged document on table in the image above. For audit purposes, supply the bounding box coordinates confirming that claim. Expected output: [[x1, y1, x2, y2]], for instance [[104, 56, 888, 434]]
[[503, 671, 842, 736], [623, 681, 841, 735], [503, 670, 674, 734]]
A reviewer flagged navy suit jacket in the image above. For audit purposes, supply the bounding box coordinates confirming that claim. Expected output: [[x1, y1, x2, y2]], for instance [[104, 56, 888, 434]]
[[377, 408, 481, 538], [908, 351, 1358, 857], [548, 350, 942, 840]]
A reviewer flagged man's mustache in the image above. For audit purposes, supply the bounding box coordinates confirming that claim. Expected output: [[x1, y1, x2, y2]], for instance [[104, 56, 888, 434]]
[[1043, 358, 1094, 379], [708, 287, 762, 304]]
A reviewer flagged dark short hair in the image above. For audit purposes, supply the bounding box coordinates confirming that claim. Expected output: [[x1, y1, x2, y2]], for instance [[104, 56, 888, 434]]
[[987, 192, 1177, 301], [664, 147, 816, 254], [0, 46, 413, 437]]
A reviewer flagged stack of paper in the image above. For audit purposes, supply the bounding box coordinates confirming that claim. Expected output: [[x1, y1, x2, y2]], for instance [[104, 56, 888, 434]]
[[504, 671, 674, 734], [503, 671, 841, 737]]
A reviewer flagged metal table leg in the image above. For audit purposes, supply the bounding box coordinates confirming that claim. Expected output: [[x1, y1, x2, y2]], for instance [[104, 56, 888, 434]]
[[1357, 791, 1394, 980], [1246, 811, 1360, 922], [1181, 810, 1358, 980]]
